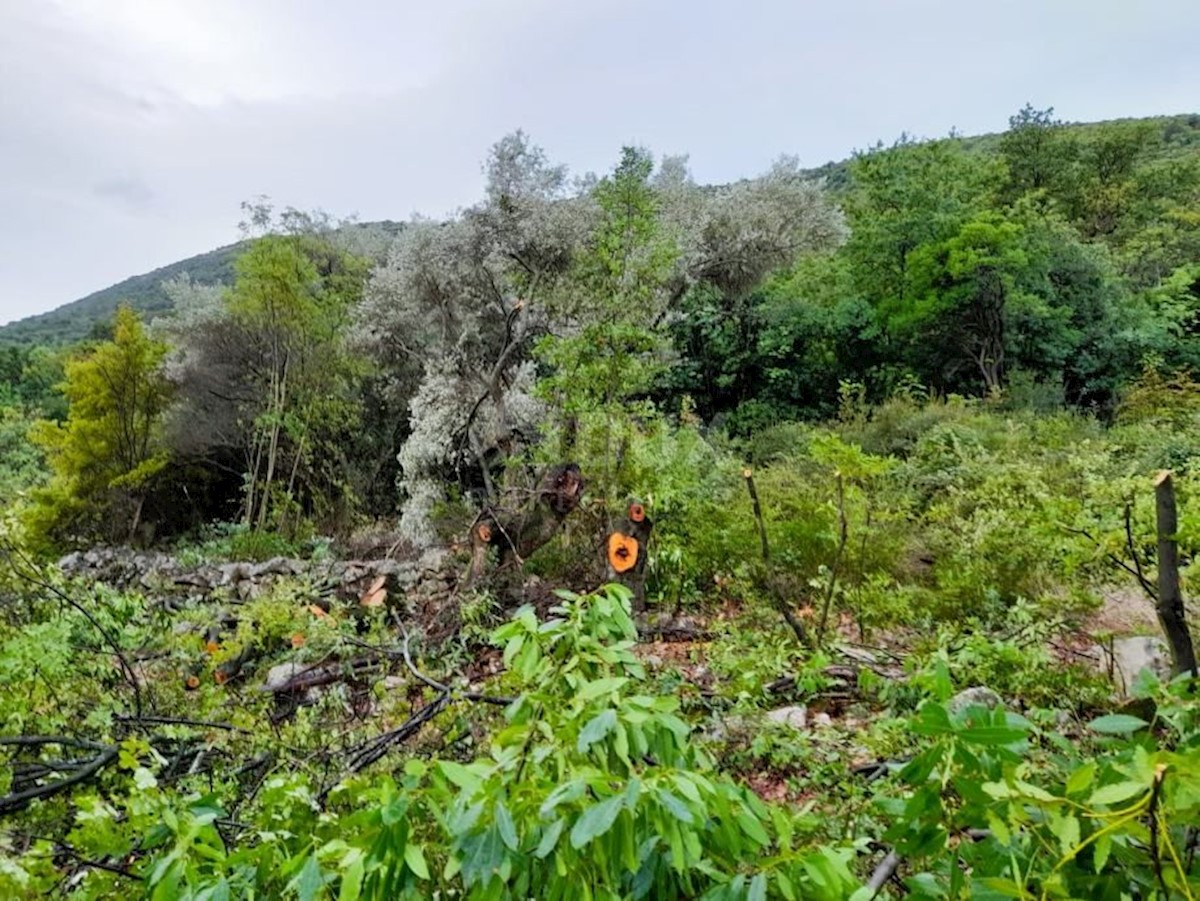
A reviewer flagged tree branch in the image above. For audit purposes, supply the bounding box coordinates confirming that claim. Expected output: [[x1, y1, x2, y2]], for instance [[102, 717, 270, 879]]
[[0, 743, 119, 816]]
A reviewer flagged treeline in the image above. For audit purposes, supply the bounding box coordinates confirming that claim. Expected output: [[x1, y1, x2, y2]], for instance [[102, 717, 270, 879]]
[[6, 108, 1199, 553]]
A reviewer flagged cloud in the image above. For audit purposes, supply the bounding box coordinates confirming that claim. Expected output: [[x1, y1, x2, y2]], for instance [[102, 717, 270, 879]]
[[93, 177, 157, 211], [1, 0, 1198, 326]]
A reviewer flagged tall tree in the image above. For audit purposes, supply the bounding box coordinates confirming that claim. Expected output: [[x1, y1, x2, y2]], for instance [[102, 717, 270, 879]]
[[169, 208, 370, 533], [537, 147, 677, 514], [27, 307, 172, 549], [844, 138, 1000, 316], [357, 132, 589, 546], [999, 104, 1078, 203]]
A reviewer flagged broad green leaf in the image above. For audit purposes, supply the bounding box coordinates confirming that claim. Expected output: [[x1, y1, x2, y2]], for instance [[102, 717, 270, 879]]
[[496, 802, 519, 851], [404, 843, 430, 880], [1088, 714, 1149, 734], [540, 779, 586, 817], [657, 790, 694, 824], [1066, 762, 1096, 795], [1051, 812, 1080, 857], [982, 781, 1012, 799], [912, 702, 953, 736], [1014, 780, 1058, 803], [736, 810, 770, 846], [979, 876, 1032, 898], [748, 873, 767, 901], [1088, 780, 1148, 806], [1094, 832, 1112, 872], [534, 819, 565, 858], [570, 795, 624, 849], [960, 726, 1028, 746], [577, 709, 618, 753], [292, 855, 323, 901], [577, 677, 629, 701], [438, 761, 482, 792], [986, 810, 1012, 846], [338, 856, 363, 901]]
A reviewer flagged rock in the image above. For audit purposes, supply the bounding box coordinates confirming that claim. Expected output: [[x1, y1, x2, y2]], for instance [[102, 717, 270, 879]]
[[703, 715, 749, 743], [263, 662, 306, 692], [812, 712, 833, 728], [218, 562, 253, 587], [251, 557, 303, 579], [765, 705, 808, 730], [1098, 635, 1172, 696], [947, 687, 1002, 717]]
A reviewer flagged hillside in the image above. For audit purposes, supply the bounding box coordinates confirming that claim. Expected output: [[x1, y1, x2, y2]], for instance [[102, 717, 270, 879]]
[[4, 114, 1195, 349], [0, 242, 245, 346], [0, 220, 406, 347]]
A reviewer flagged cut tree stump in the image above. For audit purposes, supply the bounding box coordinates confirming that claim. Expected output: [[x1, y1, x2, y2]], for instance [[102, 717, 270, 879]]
[[470, 463, 584, 584], [606, 502, 653, 613]]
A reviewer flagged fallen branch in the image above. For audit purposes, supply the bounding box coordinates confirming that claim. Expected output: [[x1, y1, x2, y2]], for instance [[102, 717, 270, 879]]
[[262, 656, 381, 696], [0, 737, 119, 816], [344, 693, 451, 774], [866, 850, 901, 898], [115, 714, 253, 735], [396, 623, 513, 706], [11, 832, 140, 883]]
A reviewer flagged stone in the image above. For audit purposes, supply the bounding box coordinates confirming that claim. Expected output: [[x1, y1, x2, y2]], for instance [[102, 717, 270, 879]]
[[1100, 635, 1172, 696], [263, 662, 306, 692], [765, 705, 808, 730], [947, 686, 1002, 717]]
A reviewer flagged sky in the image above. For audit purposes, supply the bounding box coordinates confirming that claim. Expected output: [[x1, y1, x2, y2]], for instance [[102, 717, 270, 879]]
[[1, 0, 1197, 326]]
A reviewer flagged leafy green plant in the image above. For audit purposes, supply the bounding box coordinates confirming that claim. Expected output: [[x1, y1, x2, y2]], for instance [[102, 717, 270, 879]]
[[876, 680, 1200, 899]]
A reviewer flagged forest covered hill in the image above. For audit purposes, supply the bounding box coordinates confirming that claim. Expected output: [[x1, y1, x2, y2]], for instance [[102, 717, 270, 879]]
[[0, 220, 406, 346], [4, 114, 1196, 348]]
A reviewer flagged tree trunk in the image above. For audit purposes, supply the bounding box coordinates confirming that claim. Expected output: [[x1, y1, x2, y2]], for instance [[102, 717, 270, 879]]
[[1154, 470, 1198, 677], [607, 504, 653, 613], [470, 463, 585, 583]]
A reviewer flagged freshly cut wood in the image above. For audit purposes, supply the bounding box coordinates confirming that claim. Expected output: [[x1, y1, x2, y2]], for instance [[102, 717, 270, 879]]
[[607, 502, 654, 612], [359, 575, 387, 607], [607, 533, 639, 573]]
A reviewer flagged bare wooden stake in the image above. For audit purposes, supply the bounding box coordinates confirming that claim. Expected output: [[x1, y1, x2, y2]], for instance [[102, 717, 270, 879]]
[[743, 468, 770, 562]]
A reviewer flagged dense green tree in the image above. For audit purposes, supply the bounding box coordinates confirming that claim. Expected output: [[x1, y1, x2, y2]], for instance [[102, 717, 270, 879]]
[[844, 137, 1001, 313], [169, 211, 371, 534], [899, 211, 1034, 393], [26, 307, 172, 549], [999, 104, 1078, 203], [537, 147, 677, 513]]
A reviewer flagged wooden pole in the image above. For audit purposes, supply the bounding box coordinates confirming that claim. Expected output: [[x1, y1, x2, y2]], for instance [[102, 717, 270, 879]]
[[1154, 470, 1198, 677], [743, 468, 770, 562]]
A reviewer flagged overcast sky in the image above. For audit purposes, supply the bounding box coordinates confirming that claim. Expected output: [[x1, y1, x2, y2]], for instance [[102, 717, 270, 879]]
[[1, 0, 1197, 325]]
